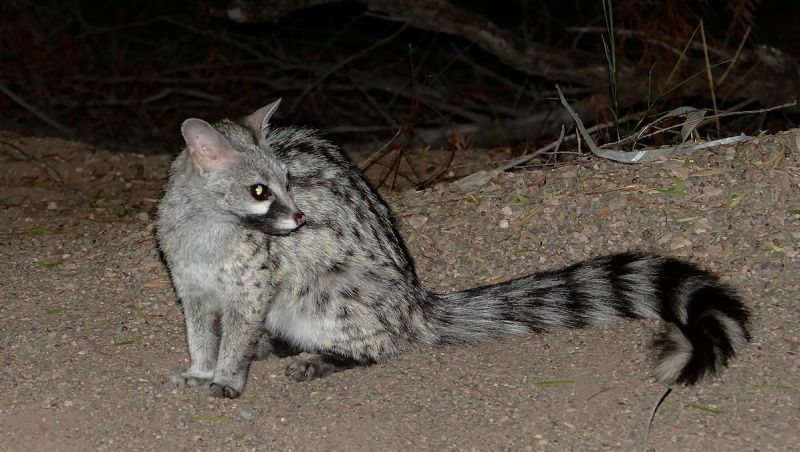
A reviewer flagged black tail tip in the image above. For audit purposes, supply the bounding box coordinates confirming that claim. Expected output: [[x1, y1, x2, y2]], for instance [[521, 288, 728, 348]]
[[652, 312, 750, 385]]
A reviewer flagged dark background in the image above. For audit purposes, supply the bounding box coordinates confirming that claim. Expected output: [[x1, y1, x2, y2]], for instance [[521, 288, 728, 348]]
[[1, 0, 798, 158]]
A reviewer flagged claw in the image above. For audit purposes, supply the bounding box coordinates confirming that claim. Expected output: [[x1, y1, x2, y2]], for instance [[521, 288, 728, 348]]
[[169, 373, 211, 389], [206, 383, 240, 399], [169, 374, 188, 389], [223, 386, 240, 399], [285, 361, 318, 382]]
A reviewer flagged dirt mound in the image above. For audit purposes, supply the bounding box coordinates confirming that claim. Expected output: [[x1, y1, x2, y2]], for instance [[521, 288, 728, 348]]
[[1, 130, 798, 450]]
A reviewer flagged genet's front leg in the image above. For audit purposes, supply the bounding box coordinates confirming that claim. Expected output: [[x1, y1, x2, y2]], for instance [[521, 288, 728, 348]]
[[205, 301, 266, 399], [170, 297, 219, 388]]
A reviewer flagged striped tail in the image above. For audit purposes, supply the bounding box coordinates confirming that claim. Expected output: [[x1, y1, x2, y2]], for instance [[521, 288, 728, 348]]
[[426, 252, 750, 385]]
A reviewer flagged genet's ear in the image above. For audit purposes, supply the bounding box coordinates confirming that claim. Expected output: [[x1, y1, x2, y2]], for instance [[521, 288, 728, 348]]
[[181, 118, 237, 172], [242, 99, 281, 145]]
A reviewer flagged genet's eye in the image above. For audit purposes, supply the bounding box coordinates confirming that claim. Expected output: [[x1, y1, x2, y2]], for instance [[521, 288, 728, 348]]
[[249, 184, 271, 201]]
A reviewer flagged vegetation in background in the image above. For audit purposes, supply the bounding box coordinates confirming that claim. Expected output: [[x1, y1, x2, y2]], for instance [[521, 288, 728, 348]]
[[0, 0, 797, 184]]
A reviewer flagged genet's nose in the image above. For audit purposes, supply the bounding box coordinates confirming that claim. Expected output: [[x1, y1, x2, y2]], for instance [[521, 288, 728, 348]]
[[293, 212, 306, 226]]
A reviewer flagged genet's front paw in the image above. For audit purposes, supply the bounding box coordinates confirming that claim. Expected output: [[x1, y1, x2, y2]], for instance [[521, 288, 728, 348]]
[[205, 382, 241, 399], [169, 371, 211, 389]]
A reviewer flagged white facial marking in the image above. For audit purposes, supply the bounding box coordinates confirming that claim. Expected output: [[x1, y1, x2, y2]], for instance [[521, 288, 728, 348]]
[[274, 218, 300, 230], [248, 202, 270, 215]]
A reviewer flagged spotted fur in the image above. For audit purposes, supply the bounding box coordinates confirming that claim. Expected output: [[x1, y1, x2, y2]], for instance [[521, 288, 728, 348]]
[[157, 102, 750, 398]]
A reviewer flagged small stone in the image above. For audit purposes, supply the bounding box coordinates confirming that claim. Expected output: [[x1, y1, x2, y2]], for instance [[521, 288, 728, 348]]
[[453, 170, 492, 193], [47, 201, 58, 210], [529, 172, 547, 187], [703, 186, 723, 198], [499, 219, 509, 229], [500, 206, 513, 216], [407, 216, 428, 228], [135, 212, 150, 222], [240, 409, 254, 420], [64, 400, 74, 408], [668, 165, 690, 180]]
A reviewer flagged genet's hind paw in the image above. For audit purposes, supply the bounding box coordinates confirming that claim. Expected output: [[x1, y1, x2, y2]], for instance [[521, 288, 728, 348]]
[[169, 372, 211, 389], [285, 359, 322, 382], [204, 383, 241, 399], [285, 353, 352, 382]]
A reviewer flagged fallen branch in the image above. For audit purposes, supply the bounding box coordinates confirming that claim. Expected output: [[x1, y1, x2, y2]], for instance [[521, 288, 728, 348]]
[[287, 23, 410, 114], [608, 100, 797, 149], [497, 108, 646, 170], [220, 0, 800, 110], [219, 0, 623, 90], [557, 84, 722, 163], [0, 80, 73, 135], [555, 85, 796, 164], [0, 139, 64, 185]]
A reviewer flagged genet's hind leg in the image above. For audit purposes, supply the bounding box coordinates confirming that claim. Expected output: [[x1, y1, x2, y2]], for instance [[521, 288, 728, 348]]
[[252, 330, 302, 361], [285, 353, 357, 382]]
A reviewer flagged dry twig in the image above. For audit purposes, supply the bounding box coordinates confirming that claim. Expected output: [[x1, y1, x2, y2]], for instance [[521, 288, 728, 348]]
[[0, 139, 64, 185], [0, 81, 73, 135], [642, 388, 673, 452]]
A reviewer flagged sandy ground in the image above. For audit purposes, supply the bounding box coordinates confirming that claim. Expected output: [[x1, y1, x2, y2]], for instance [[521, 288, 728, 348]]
[[0, 128, 798, 451]]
